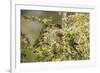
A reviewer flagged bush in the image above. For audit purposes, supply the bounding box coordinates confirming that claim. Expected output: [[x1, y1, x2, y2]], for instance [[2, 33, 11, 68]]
[[21, 11, 90, 62]]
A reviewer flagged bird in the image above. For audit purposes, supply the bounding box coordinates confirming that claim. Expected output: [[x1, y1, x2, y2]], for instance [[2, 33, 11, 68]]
[[52, 24, 63, 43], [69, 37, 82, 59], [69, 37, 78, 49]]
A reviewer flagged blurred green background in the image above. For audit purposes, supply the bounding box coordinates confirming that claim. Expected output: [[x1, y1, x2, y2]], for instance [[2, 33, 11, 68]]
[[21, 10, 90, 62]]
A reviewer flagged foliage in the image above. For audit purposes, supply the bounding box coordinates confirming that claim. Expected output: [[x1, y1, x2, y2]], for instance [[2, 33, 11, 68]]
[[21, 11, 90, 62]]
